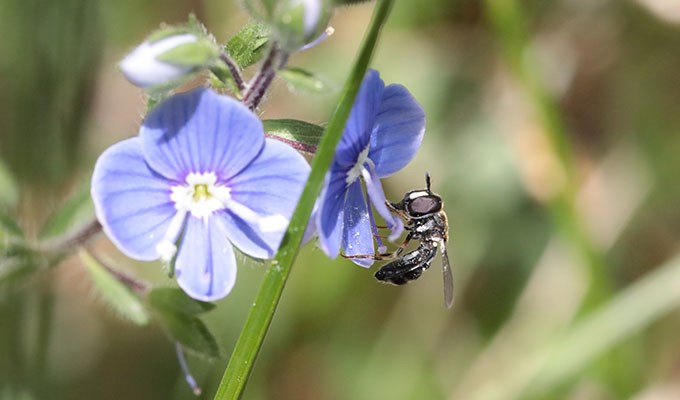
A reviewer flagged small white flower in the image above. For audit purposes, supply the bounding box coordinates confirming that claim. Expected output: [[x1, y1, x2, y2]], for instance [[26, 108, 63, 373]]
[[119, 33, 198, 88]]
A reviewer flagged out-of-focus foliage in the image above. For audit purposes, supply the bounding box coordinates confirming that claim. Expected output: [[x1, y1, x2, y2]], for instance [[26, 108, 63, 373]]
[[3, 0, 680, 399]]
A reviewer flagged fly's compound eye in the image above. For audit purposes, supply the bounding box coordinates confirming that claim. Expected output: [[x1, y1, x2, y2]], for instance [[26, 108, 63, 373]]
[[407, 195, 441, 216]]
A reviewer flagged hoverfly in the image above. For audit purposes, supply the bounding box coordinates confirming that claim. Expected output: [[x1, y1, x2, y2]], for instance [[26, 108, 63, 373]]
[[344, 173, 453, 308]]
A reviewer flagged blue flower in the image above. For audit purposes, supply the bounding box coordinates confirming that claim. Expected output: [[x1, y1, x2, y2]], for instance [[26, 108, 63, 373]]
[[91, 88, 310, 301], [316, 70, 426, 267]]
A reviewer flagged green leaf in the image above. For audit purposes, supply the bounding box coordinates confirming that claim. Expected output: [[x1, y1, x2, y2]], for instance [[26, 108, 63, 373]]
[[155, 39, 218, 67], [39, 182, 92, 239], [79, 249, 149, 325], [155, 309, 220, 359], [148, 287, 215, 315], [0, 158, 18, 207], [225, 22, 270, 69], [263, 119, 324, 153], [279, 67, 335, 94]]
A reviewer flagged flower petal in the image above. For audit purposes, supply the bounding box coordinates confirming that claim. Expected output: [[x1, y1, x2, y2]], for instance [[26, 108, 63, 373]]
[[368, 83, 425, 177], [91, 138, 176, 260], [316, 171, 347, 259], [332, 70, 385, 170], [175, 217, 237, 301], [342, 181, 374, 267], [140, 88, 265, 181], [362, 165, 404, 241], [221, 139, 310, 259]]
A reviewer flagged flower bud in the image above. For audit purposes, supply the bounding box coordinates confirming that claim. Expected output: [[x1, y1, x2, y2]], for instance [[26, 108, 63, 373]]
[[119, 32, 218, 89], [272, 0, 332, 51]]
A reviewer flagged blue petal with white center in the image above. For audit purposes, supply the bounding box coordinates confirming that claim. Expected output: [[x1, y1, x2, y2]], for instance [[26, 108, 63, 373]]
[[92, 88, 310, 301], [315, 69, 425, 266]]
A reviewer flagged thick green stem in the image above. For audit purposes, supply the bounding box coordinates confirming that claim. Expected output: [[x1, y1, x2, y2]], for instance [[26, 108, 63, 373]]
[[212, 1, 396, 399]]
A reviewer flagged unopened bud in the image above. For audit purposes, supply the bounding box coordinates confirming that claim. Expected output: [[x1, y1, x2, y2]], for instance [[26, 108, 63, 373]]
[[273, 0, 332, 51], [119, 32, 218, 90]]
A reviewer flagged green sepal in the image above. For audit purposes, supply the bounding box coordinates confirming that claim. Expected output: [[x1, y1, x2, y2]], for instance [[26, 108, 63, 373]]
[[155, 39, 219, 67], [79, 249, 149, 325], [146, 14, 209, 43], [148, 287, 216, 315], [263, 119, 324, 154], [279, 67, 334, 94], [39, 182, 93, 239], [225, 22, 270, 69], [154, 308, 220, 359]]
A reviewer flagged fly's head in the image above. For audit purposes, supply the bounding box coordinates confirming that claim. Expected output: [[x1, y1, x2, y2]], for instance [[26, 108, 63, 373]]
[[388, 173, 443, 220]]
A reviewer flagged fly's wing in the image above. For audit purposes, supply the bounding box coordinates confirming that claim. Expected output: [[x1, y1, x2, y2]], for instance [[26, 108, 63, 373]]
[[440, 240, 454, 309]]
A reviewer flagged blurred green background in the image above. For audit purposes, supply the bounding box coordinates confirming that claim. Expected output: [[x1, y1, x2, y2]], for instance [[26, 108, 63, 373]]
[[3, 0, 680, 399]]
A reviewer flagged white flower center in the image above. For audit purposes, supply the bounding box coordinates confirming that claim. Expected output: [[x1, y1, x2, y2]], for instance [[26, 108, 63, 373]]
[[346, 146, 370, 185], [171, 172, 231, 219], [155, 171, 291, 261]]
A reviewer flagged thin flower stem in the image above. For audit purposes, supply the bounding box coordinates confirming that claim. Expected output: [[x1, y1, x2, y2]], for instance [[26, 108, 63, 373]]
[[212, 0, 396, 398], [175, 342, 202, 396], [243, 44, 289, 110], [219, 52, 246, 93], [40, 218, 102, 259], [33, 278, 54, 397], [89, 250, 149, 294]]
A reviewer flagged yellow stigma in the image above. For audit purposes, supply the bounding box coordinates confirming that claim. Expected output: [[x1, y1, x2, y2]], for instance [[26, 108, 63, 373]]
[[192, 184, 211, 201]]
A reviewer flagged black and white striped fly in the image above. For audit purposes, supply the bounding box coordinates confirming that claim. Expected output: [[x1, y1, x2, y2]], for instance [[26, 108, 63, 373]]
[[344, 173, 453, 308]]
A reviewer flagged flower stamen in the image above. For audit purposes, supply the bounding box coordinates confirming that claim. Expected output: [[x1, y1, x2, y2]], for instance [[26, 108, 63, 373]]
[[171, 172, 230, 219], [346, 146, 370, 185]]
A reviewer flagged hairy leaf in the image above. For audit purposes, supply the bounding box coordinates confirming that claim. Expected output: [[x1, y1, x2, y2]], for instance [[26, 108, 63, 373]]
[[155, 309, 220, 359], [79, 250, 149, 325], [148, 287, 216, 315], [40, 182, 92, 238], [225, 23, 269, 69], [263, 119, 324, 154]]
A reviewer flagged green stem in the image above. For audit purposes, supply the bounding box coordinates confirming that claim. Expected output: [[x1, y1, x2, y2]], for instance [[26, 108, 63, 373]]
[[484, 0, 610, 312], [33, 277, 54, 396], [212, 1, 395, 399]]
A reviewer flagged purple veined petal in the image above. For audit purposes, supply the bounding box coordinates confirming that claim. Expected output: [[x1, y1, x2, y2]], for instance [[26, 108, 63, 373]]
[[221, 139, 310, 259], [341, 180, 374, 268], [175, 217, 237, 301], [91, 138, 177, 260], [333, 70, 385, 170], [362, 163, 404, 241], [140, 88, 265, 181], [316, 171, 348, 259], [368, 83, 426, 178]]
